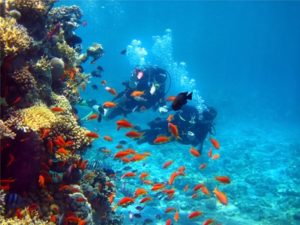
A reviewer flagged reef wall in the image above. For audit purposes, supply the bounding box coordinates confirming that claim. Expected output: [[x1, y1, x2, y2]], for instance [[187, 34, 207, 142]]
[[0, 1, 121, 224]]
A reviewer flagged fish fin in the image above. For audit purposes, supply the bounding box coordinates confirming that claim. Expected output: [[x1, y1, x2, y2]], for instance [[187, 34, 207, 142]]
[[187, 92, 192, 100]]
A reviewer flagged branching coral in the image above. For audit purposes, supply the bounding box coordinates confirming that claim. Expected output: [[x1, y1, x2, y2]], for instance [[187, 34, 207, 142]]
[[33, 56, 52, 77], [0, 17, 32, 57], [55, 40, 77, 67], [0, 119, 16, 139], [0, 207, 55, 225], [7, 0, 53, 16], [11, 66, 38, 92], [20, 103, 57, 131], [49, 114, 92, 151]]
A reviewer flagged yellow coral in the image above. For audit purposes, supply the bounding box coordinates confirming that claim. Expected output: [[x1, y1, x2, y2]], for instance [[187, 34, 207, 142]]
[[7, 0, 50, 16], [56, 41, 77, 67], [0, 17, 32, 57], [21, 104, 56, 131], [0, 207, 55, 225]]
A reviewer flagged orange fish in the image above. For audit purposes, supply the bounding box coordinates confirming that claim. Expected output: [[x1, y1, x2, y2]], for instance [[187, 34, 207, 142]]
[[125, 130, 144, 139], [188, 211, 203, 219], [215, 176, 231, 184], [169, 171, 182, 185], [151, 183, 165, 191], [153, 135, 170, 144], [140, 196, 152, 203], [213, 187, 228, 205], [166, 218, 172, 225], [184, 184, 189, 192], [139, 172, 149, 180], [101, 80, 107, 86], [193, 184, 204, 192], [210, 137, 220, 149], [192, 193, 198, 199], [103, 101, 117, 108], [117, 197, 135, 206], [163, 160, 173, 169], [51, 107, 64, 112], [39, 175, 45, 188], [131, 90, 144, 97], [88, 114, 98, 120], [167, 114, 174, 122], [12, 96, 22, 105], [101, 148, 111, 154], [168, 122, 180, 139], [108, 193, 115, 204], [199, 163, 207, 169], [212, 153, 220, 160], [103, 135, 113, 142], [165, 207, 176, 213], [115, 144, 123, 149], [40, 128, 51, 139], [174, 210, 179, 222], [134, 188, 148, 197], [56, 147, 69, 155], [143, 180, 153, 185], [7, 154, 15, 167], [203, 219, 214, 225], [121, 172, 136, 179], [200, 185, 210, 196], [166, 96, 176, 102], [76, 197, 86, 203], [105, 86, 117, 96], [114, 149, 135, 158], [208, 148, 212, 158], [178, 166, 186, 173], [190, 147, 200, 157], [129, 153, 148, 162], [121, 157, 131, 163], [85, 132, 99, 138], [116, 119, 133, 130]]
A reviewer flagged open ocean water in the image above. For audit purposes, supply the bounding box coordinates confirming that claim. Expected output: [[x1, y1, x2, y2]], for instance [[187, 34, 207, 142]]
[[57, 1, 300, 224]]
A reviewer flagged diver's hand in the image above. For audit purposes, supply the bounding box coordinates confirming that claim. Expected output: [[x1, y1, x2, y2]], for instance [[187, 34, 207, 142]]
[[158, 105, 168, 113]]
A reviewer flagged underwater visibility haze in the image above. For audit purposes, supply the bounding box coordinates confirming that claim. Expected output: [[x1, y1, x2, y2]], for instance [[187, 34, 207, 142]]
[[0, 0, 299, 225]]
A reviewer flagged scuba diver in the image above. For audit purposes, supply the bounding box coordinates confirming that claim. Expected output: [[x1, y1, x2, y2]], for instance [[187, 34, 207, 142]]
[[137, 105, 217, 152], [77, 98, 104, 123], [104, 65, 169, 120]]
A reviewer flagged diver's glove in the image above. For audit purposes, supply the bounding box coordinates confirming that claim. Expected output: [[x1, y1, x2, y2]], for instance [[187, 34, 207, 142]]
[[158, 105, 168, 113]]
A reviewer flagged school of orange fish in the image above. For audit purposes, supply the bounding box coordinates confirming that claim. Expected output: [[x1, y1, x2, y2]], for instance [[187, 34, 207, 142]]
[[80, 84, 230, 225]]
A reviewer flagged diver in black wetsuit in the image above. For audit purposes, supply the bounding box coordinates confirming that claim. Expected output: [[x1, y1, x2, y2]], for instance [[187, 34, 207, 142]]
[[104, 66, 169, 120], [137, 105, 217, 152]]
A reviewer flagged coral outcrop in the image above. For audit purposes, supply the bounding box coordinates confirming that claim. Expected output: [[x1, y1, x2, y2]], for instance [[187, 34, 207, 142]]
[[0, 1, 117, 224], [0, 17, 32, 57]]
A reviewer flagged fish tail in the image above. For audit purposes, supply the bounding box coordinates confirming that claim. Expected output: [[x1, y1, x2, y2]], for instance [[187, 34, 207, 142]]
[[187, 92, 192, 100]]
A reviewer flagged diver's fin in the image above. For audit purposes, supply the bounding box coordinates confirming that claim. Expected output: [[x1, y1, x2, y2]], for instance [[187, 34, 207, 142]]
[[97, 114, 102, 123], [187, 92, 192, 100]]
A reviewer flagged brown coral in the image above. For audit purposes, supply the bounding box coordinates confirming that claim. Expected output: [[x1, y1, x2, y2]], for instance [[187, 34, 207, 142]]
[[0, 17, 32, 57], [11, 66, 37, 92], [0, 119, 16, 139], [50, 114, 92, 152], [7, 0, 52, 16]]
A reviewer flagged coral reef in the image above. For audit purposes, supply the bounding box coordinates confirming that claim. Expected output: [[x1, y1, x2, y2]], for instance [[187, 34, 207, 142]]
[[0, 1, 116, 224], [11, 66, 38, 92], [0, 119, 16, 139], [0, 17, 32, 57], [7, 0, 52, 16], [20, 103, 57, 131]]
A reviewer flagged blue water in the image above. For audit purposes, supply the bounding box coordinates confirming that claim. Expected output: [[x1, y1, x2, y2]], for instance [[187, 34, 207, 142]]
[[59, 1, 300, 224]]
